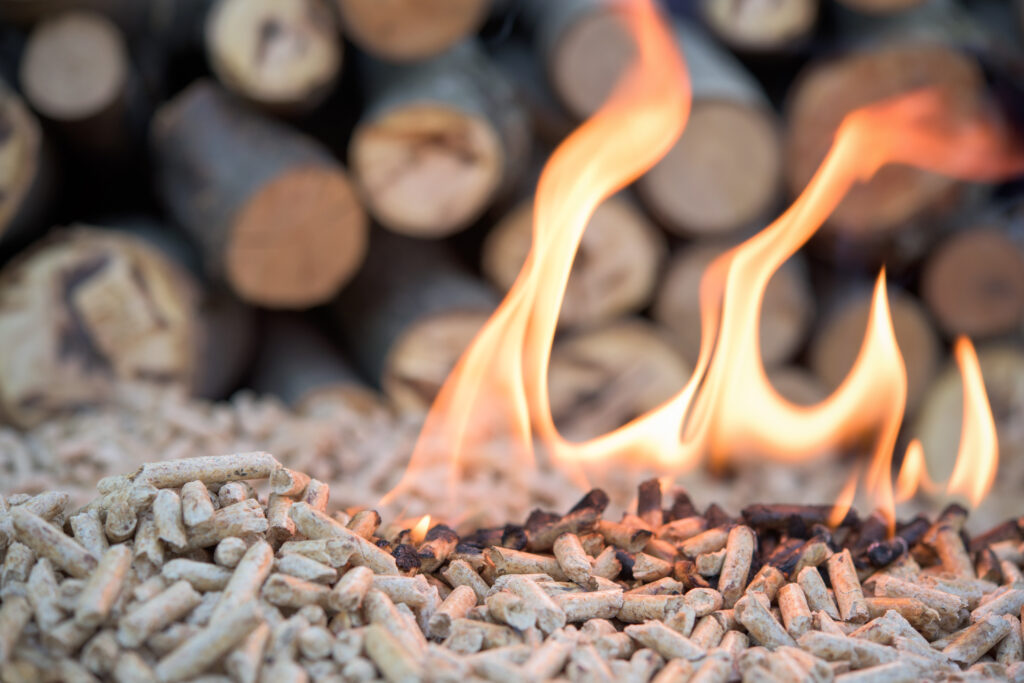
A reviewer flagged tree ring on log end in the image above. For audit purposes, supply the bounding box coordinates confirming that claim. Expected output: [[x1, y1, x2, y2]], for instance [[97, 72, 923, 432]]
[[0, 227, 199, 428], [335, 0, 489, 62], [785, 44, 982, 239], [227, 166, 367, 309], [350, 103, 503, 237], [637, 100, 782, 237], [20, 11, 128, 121], [482, 196, 665, 329], [383, 310, 490, 415]]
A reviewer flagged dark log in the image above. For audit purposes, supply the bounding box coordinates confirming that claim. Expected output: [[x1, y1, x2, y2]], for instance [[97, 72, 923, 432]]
[[152, 80, 368, 308], [332, 229, 498, 415]]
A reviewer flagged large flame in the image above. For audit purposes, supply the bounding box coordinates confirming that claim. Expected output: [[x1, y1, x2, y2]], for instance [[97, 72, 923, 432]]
[[385, 0, 1022, 524]]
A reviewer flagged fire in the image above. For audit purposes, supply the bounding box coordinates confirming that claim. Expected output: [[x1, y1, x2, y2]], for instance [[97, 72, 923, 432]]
[[411, 514, 431, 545], [385, 0, 1023, 523], [894, 440, 932, 503], [946, 338, 999, 508]]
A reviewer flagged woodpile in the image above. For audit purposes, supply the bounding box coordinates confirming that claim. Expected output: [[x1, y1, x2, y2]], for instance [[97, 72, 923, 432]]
[[0, 0, 1022, 546]]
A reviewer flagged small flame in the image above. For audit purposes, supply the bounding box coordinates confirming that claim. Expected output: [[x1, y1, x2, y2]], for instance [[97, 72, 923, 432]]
[[385, 0, 1023, 521], [829, 464, 861, 528], [411, 514, 431, 545], [946, 338, 999, 507], [895, 439, 933, 503]]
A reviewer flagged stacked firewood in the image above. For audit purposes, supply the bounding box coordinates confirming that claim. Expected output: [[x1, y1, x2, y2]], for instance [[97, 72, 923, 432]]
[[2, 453, 1024, 681], [2, 0, 1024, 509]]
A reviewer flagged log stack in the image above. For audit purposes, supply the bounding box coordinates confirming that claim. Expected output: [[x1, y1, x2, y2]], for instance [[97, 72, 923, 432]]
[[0, 0, 1021, 513]]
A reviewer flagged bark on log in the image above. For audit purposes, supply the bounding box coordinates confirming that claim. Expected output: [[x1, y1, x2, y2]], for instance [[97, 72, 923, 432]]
[[0, 79, 52, 251], [152, 80, 367, 309], [0, 226, 200, 428], [785, 43, 983, 245], [205, 0, 341, 112], [250, 313, 381, 414], [912, 344, 1024, 522], [921, 227, 1024, 340], [349, 41, 530, 237], [481, 194, 665, 330], [547, 318, 691, 442], [698, 0, 818, 52], [521, 2, 782, 237], [809, 287, 939, 414], [651, 243, 814, 368], [333, 230, 498, 415], [19, 10, 135, 153], [333, 0, 489, 62]]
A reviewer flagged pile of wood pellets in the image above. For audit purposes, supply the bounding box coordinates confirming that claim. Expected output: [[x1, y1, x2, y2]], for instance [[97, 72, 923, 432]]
[[1, 452, 1023, 682]]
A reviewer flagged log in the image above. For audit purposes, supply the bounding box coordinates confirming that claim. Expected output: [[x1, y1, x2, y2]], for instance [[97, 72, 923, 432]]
[[152, 80, 367, 309], [0, 226, 200, 428], [521, 3, 782, 237], [808, 287, 939, 414], [547, 318, 691, 442], [920, 227, 1024, 339], [785, 43, 983, 245], [650, 243, 815, 368], [912, 344, 1024, 522], [0, 78, 52, 251], [348, 41, 530, 237], [101, 217, 256, 400], [205, 0, 341, 112], [698, 0, 818, 52], [768, 366, 828, 406], [481, 194, 665, 329], [333, 0, 489, 62], [18, 10, 131, 151], [250, 313, 381, 414], [333, 230, 498, 415]]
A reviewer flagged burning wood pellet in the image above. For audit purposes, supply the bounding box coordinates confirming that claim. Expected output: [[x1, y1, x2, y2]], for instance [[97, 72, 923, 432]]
[[2, 456, 1024, 681]]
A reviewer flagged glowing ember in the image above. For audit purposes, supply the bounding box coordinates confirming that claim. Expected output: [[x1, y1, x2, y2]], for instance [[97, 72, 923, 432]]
[[385, 0, 1024, 524]]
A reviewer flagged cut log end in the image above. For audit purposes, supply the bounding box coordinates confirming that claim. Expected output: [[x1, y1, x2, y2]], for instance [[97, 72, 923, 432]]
[[921, 227, 1024, 339], [227, 165, 367, 308], [637, 100, 781, 236], [700, 0, 818, 51], [547, 319, 691, 443], [652, 244, 814, 368], [548, 6, 633, 118], [350, 104, 503, 237], [19, 10, 128, 122], [786, 44, 982, 238], [482, 196, 665, 329], [206, 0, 341, 110], [0, 86, 44, 238], [334, 0, 489, 61], [383, 310, 490, 415], [810, 290, 939, 414], [0, 227, 199, 428]]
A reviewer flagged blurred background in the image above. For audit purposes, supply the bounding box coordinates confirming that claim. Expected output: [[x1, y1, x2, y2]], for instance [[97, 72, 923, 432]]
[[1, 0, 1023, 526]]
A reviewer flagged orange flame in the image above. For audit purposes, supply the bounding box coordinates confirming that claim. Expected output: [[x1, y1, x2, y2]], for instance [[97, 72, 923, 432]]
[[384, 0, 1022, 522], [411, 514, 431, 545], [946, 338, 999, 507], [895, 439, 934, 503]]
